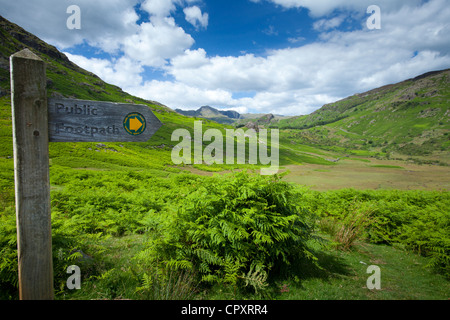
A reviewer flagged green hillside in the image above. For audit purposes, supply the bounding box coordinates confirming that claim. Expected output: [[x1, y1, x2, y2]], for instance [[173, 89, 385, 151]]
[[274, 70, 450, 164]]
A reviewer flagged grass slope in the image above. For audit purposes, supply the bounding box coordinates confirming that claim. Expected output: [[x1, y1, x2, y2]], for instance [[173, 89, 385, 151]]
[[275, 70, 450, 164]]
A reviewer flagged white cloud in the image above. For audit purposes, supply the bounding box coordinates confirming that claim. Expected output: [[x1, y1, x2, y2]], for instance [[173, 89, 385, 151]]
[[141, 0, 179, 18], [122, 18, 194, 67], [235, 91, 339, 116], [254, 0, 424, 17], [0, 0, 140, 51], [127, 80, 234, 109], [313, 16, 345, 31], [287, 36, 305, 43], [162, 0, 450, 114], [184, 6, 209, 29], [263, 25, 278, 36], [0, 0, 194, 62], [64, 53, 144, 89], [169, 51, 274, 92]]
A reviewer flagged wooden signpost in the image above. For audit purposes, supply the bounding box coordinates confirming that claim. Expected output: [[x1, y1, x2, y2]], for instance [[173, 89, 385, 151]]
[[48, 98, 161, 142], [10, 49, 162, 300]]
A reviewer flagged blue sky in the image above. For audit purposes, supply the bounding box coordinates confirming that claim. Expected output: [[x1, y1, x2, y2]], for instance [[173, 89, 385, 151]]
[[1, 0, 450, 115]]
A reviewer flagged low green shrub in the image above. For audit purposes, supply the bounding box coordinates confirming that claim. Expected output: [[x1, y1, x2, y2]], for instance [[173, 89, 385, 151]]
[[135, 171, 319, 294], [309, 188, 450, 276]]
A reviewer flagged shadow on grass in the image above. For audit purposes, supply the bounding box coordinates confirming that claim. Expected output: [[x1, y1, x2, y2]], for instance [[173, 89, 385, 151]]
[[269, 248, 353, 296], [307, 251, 351, 278]]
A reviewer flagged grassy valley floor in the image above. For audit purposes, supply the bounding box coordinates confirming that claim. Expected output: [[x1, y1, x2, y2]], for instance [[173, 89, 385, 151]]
[[281, 159, 450, 191]]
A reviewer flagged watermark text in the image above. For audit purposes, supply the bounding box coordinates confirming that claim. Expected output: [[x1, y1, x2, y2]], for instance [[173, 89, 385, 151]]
[[67, 5, 81, 30], [171, 121, 279, 175], [367, 5, 381, 30]]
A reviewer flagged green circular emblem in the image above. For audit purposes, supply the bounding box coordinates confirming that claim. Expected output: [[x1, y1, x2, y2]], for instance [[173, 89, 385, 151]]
[[123, 112, 146, 136]]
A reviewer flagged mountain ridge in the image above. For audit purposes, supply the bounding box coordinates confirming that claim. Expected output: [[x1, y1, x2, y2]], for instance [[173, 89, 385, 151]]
[[274, 68, 449, 162], [175, 105, 291, 125], [175, 105, 240, 119], [277, 68, 450, 129]]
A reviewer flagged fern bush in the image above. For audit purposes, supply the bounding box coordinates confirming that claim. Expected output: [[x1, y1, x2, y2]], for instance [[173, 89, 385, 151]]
[[310, 188, 450, 276], [332, 203, 375, 250], [397, 204, 450, 278], [137, 171, 318, 293], [0, 205, 106, 298]]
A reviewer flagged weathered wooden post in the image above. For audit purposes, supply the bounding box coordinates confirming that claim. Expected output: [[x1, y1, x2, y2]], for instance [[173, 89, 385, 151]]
[[10, 49, 53, 300]]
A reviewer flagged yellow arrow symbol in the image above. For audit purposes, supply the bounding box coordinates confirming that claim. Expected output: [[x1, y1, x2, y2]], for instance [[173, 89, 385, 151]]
[[129, 117, 143, 131]]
